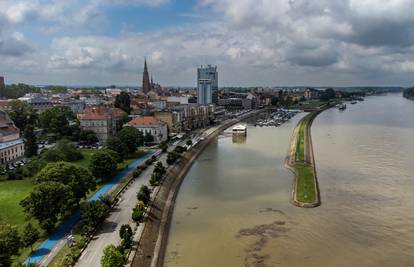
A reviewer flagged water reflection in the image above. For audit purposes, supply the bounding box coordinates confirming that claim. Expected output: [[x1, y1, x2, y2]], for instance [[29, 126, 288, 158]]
[[232, 134, 246, 144]]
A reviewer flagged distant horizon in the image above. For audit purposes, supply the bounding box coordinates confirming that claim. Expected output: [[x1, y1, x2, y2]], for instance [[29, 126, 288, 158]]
[[1, 1, 414, 86]]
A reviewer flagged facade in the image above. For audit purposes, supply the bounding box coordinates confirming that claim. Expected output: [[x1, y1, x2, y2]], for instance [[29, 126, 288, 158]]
[[18, 93, 52, 112], [127, 116, 168, 144], [197, 65, 218, 104], [304, 88, 320, 100], [142, 59, 151, 94], [154, 110, 184, 134], [77, 106, 126, 142], [0, 110, 25, 164]]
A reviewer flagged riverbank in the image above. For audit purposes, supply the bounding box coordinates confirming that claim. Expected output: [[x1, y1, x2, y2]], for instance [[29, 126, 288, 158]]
[[286, 103, 336, 208], [130, 111, 263, 267]]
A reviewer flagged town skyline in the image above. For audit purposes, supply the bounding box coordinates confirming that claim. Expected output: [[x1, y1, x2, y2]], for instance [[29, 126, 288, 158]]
[[1, 0, 414, 87]]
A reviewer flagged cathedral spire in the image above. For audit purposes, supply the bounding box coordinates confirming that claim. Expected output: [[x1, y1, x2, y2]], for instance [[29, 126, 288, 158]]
[[142, 58, 151, 94]]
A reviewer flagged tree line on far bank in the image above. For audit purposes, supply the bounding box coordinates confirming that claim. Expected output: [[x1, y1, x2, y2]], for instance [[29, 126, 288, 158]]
[[403, 87, 414, 99]]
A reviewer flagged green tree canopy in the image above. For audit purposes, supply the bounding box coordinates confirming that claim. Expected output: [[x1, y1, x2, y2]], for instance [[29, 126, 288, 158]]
[[89, 150, 118, 181], [20, 181, 75, 231], [118, 126, 143, 154], [35, 161, 95, 201], [21, 223, 40, 252], [40, 139, 83, 162], [79, 129, 99, 144], [114, 91, 131, 114], [38, 106, 76, 137], [24, 125, 38, 157], [101, 244, 124, 267], [81, 200, 110, 235], [106, 136, 127, 160], [144, 132, 154, 144], [0, 224, 21, 267], [8, 100, 36, 131]]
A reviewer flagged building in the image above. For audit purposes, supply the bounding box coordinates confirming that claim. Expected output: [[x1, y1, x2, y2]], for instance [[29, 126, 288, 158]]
[[127, 116, 168, 144], [77, 106, 126, 142], [18, 93, 52, 112], [154, 110, 184, 134], [142, 59, 151, 94], [304, 88, 320, 100], [0, 110, 25, 164], [197, 65, 218, 104]]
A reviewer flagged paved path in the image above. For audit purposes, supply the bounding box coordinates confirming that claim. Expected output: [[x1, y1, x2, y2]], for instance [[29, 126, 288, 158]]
[[75, 152, 167, 267], [24, 151, 157, 266]]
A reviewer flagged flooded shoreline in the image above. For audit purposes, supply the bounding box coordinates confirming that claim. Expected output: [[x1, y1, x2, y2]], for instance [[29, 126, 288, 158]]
[[165, 94, 414, 267]]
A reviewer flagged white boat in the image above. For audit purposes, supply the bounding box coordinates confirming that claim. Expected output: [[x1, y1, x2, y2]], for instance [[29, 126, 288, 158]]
[[338, 103, 346, 110], [232, 124, 247, 136]]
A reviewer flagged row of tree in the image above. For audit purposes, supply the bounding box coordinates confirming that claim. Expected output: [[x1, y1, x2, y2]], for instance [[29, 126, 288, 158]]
[[403, 87, 414, 99]]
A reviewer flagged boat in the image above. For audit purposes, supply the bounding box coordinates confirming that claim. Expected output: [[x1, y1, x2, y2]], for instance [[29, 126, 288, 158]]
[[232, 124, 247, 136], [338, 103, 347, 110], [350, 100, 358, 104]]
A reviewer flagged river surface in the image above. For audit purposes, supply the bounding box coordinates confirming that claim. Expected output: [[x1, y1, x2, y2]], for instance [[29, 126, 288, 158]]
[[164, 94, 414, 267]]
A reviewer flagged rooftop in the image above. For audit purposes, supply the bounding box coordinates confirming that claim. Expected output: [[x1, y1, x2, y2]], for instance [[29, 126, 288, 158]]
[[128, 116, 164, 126], [78, 106, 126, 120]]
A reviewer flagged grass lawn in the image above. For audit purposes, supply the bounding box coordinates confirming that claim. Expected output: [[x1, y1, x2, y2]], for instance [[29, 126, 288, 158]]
[[289, 100, 327, 110], [0, 148, 148, 265], [295, 163, 316, 203], [0, 178, 34, 229]]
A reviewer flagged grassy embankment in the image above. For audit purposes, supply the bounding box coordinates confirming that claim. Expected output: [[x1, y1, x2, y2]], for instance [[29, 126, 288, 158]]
[[293, 113, 317, 204], [0, 149, 146, 264]]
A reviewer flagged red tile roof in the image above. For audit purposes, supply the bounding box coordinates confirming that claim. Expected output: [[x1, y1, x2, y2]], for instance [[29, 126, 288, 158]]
[[128, 116, 163, 126], [78, 106, 126, 120]]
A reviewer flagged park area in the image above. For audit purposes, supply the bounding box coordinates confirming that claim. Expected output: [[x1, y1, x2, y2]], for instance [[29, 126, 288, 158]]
[[0, 147, 147, 264]]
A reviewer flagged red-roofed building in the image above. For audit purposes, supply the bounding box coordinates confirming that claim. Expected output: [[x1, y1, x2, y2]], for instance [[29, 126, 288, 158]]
[[127, 116, 168, 143], [77, 106, 126, 142]]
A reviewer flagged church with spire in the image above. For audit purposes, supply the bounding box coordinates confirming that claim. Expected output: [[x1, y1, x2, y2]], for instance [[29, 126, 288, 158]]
[[142, 59, 162, 95], [142, 58, 151, 94]]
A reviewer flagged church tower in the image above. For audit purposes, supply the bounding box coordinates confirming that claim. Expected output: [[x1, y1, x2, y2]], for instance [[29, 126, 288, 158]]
[[142, 58, 151, 94]]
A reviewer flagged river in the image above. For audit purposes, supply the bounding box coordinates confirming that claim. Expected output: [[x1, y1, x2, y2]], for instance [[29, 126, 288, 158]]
[[164, 94, 414, 267]]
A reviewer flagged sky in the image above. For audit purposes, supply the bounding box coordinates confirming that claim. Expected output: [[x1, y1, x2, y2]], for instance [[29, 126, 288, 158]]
[[1, 0, 414, 87]]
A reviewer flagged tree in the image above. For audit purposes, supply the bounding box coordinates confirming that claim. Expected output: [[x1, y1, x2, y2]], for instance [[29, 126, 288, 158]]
[[137, 185, 151, 205], [35, 162, 95, 202], [154, 162, 166, 176], [21, 181, 75, 232], [38, 106, 76, 137], [0, 224, 21, 267], [271, 96, 279, 106], [106, 136, 127, 160], [21, 223, 39, 252], [118, 126, 143, 154], [81, 200, 110, 235], [101, 244, 124, 267], [144, 132, 154, 144], [8, 100, 37, 132], [114, 92, 131, 114], [90, 150, 118, 181], [24, 125, 38, 157], [159, 141, 168, 153], [119, 224, 133, 249], [79, 130, 99, 144], [131, 201, 146, 223]]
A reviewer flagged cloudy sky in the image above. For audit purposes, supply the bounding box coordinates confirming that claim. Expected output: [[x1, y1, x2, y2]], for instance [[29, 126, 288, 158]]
[[1, 0, 414, 87]]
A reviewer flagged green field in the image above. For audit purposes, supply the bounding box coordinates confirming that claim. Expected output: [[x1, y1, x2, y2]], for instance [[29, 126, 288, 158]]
[[289, 100, 327, 110], [293, 113, 317, 204], [0, 149, 147, 229], [294, 163, 316, 203], [0, 179, 34, 229]]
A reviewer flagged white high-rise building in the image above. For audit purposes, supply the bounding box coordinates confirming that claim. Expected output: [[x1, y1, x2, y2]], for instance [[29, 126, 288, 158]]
[[197, 65, 218, 105]]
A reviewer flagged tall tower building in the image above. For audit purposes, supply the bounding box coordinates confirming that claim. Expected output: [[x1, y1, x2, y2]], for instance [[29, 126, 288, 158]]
[[197, 65, 218, 105], [142, 59, 151, 94]]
